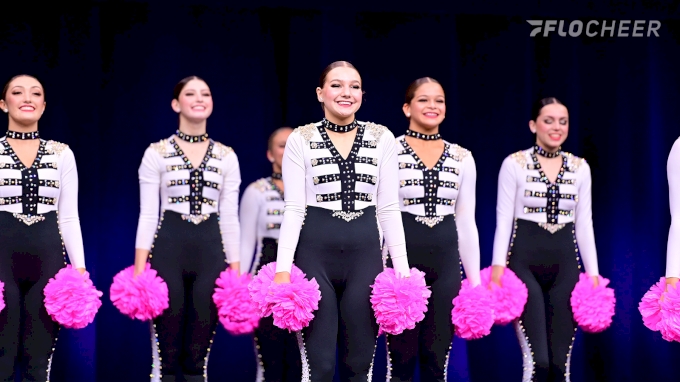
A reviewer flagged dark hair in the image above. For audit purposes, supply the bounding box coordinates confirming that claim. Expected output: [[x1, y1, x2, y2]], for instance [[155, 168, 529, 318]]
[[267, 126, 293, 151], [173, 76, 205, 100], [1, 74, 43, 101], [318, 61, 359, 88], [404, 77, 442, 104], [531, 97, 565, 121]]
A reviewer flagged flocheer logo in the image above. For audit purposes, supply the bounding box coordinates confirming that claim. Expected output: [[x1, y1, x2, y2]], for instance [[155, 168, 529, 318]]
[[527, 20, 661, 37]]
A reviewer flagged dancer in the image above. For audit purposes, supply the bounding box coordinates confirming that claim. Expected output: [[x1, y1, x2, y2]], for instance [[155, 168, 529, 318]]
[[666, 137, 680, 289], [0, 74, 87, 381], [240, 126, 301, 381], [490, 97, 601, 382], [385, 77, 481, 382], [134, 76, 241, 382], [272, 61, 411, 381]]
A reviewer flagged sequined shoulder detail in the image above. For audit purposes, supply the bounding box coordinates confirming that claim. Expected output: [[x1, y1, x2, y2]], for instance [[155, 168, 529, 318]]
[[150, 139, 169, 156], [251, 178, 271, 193], [214, 142, 234, 159], [364, 122, 386, 142], [449, 144, 470, 161], [294, 123, 317, 142], [44, 140, 68, 156], [565, 152, 585, 171], [510, 150, 528, 168]]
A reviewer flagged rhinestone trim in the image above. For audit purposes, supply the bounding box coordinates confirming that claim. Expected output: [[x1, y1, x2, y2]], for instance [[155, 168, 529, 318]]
[[181, 214, 211, 224], [176, 129, 208, 142], [12, 213, 45, 226], [538, 222, 566, 234], [405, 128, 441, 140], [415, 215, 444, 228], [6, 130, 39, 139], [331, 210, 364, 222]]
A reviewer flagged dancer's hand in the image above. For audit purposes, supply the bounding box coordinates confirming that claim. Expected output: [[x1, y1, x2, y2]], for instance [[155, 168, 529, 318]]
[[490, 265, 504, 287], [76, 267, 86, 275], [273, 272, 291, 284], [666, 277, 679, 292], [229, 262, 240, 274], [591, 275, 599, 288]]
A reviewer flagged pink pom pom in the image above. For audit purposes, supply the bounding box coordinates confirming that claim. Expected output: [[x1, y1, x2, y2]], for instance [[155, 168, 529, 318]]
[[248, 262, 277, 317], [0, 280, 5, 313], [638, 277, 666, 332], [480, 266, 528, 325], [212, 268, 260, 335], [43, 265, 103, 329], [658, 281, 680, 342], [248, 262, 322, 331], [370, 268, 431, 336], [570, 273, 616, 333], [451, 280, 495, 339], [110, 264, 169, 321]]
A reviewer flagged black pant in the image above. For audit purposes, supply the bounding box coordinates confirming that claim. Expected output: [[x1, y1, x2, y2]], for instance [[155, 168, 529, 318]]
[[508, 219, 580, 382], [150, 211, 226, 382], [386, 213, 461, 382], [253, 238, 302, 382], [0, 211, 64, 382], [294, 206, 383, 382]]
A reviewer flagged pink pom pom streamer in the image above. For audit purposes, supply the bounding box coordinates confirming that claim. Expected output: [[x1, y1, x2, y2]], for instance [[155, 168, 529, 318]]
[[638, 277, 666, 332], [110, 264, 169, 321], [0, 281, 5, 313], [451, 280, 495, 339], [480, 266, 528, 325], [248, 262, 277, 317], [212, 268, 260, 335], [248, 262, 321, 332], [43, 265, 103, 329], [570, 273, 615, 333], [370, 268, 431, 336]]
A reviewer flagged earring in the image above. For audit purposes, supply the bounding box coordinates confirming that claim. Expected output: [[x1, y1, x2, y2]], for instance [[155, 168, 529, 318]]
[[2, 109, 6, 113], [406, 113, 410, 117]]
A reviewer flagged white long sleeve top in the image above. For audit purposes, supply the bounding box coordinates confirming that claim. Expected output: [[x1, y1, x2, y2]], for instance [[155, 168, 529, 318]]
[[239, 176, 284, 274], [666, 138, 680, 278], [396, 135, 481, 286], [135, 136, 241, 263], [275, 120, 410, 276], [491, 146, 599, 276], [0, 137, 85, 268]]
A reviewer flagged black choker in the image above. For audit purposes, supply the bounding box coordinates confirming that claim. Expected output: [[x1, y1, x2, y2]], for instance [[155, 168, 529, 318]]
[[405, 129, 441, 141], [176, 129, 208, 143], [271, 172, 282, 180], [6, 130, 40, 140], [322, 118, 358, 133], [534, 145, 561, 158]]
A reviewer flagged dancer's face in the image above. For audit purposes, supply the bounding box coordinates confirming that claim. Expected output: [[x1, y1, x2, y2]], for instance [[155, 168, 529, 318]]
[[316, 67, 363, 124], [403, 82, 446, 130], [172, 79, 213, 121], [530, 103, 569, 151]]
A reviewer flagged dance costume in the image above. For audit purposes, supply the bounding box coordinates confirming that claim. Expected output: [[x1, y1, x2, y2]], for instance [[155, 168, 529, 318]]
[[491, 145, 599, 382], [135, 131, 241, 382], [240, 174, 301, 381], [275, 119, 410, 382], [666, 138, 680, 278], [0, 132, 86, 381], [386, 131, 481, 382]]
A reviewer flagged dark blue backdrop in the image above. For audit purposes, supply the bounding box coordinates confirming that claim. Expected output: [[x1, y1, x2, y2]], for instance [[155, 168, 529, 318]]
[[1, 1, 680, 381]]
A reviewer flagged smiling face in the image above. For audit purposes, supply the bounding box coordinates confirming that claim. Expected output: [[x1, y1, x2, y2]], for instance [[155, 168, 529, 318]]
[[403, 81, 445, 131], [0, 75, 45, 126], [316, 66, 363, 125], [171, 79, 213, 122], [530, 103, 569, 151]]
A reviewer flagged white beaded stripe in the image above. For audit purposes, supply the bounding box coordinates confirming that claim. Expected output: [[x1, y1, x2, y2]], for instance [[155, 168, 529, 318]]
[[367, 338, 378, 382], [565, 328, 577, 381], [385, 336, 392, 381], [514, 320, 534, 382], [444, 343, 452, 381], [203, 330, 216, 381], [253, 336, 265, 382], [46, 329, 59, 382], [296, 331, 311, 382], [150, 323, 161, 382]]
